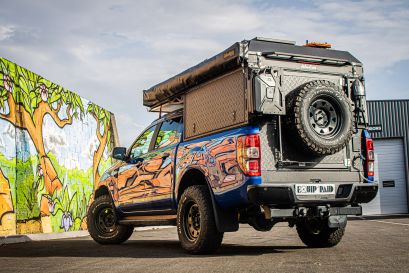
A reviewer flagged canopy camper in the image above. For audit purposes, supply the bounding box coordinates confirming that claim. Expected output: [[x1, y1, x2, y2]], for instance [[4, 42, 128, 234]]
[[143, 37, 368, 141]]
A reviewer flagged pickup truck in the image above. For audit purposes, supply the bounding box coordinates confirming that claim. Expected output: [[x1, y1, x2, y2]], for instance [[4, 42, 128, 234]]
[[87, 37, 378, 254]]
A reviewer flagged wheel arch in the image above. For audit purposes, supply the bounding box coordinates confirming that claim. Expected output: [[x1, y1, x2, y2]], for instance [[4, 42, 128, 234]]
[[94, 185, 112, 199], [176, 168, 211, 203], [176, 167, 239, 233]]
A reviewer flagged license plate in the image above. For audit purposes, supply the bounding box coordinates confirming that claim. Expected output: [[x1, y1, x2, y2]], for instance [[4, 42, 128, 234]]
[[295, 184, 336, 195]]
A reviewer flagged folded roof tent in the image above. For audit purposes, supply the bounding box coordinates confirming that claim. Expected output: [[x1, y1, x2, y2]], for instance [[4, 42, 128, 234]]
[[142, 37, 361, 112]]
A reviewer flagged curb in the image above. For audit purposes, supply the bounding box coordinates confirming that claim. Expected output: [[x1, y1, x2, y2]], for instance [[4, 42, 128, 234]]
[[0, 226, 173, 245], [349, 214, 409, 221]]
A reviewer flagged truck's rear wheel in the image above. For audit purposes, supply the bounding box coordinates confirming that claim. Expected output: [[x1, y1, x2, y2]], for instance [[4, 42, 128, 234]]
[[296, 218, 345, 248], [177, 185, 224, 254], [87, 195, 134, 244], [286, 80, 353, 156]]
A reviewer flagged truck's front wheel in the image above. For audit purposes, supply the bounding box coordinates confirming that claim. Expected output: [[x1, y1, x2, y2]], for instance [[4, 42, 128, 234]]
[[296, 218, 345, 248], [177, 185, 224, 254], [87, 195, 134, 244]]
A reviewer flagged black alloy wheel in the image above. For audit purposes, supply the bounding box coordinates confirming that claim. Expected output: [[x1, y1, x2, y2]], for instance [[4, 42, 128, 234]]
[[87, 195, 134, 244], [184, 202, 201, 241], [286, 80, 354, 156], [308, 97, 343, 138], [177, 185, 224, 254], [95, 206, 117, 236]]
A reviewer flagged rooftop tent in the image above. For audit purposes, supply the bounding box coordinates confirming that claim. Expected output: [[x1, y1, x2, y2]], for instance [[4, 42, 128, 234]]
[[142, 42, 242, 110], [142, 37, 362, 111]]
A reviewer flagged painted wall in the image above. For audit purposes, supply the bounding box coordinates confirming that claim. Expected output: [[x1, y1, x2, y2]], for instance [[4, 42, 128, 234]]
[[0, 57, 116, 235]]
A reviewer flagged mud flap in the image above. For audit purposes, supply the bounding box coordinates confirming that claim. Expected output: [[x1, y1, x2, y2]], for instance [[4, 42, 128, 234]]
[[328, 215, 347, 228], [210, 192, 239, 232]]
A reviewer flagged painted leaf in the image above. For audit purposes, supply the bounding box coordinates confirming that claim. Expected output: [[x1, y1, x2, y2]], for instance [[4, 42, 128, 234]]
[[49, 91, 61, 103], [98, 110, 105, 120], [87, 103, 93, 113], [19, 78, 29, 94], [30, 98, 37, 109]]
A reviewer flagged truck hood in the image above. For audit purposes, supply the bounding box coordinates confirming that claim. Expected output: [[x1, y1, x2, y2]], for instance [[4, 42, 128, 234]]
[[99, 161, 122, 183]]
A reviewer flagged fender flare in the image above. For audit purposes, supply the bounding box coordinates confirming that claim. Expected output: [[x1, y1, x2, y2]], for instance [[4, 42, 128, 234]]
[[176, 167, 239, 232]]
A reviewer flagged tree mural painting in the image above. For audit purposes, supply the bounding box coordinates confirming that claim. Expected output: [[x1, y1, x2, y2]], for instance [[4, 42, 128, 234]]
[[87, 103, 112, 188], [0, 57, 115, 235], [0, 168, 15, 235], [0, 59, 84, 194]]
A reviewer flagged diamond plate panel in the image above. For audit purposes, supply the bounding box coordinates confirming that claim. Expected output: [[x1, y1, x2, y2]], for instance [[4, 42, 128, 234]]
[[280, 126, 346, 166], [280, 74, 345, 166], [282, 75, 339, 95], [259, 120, 277, 171], [184, 69, 247, 140]]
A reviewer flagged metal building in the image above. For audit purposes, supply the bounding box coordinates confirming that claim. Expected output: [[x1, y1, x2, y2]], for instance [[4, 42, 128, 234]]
[[362, 100, 409, 215]]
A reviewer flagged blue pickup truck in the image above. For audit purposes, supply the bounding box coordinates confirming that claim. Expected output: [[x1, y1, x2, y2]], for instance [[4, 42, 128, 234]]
[[87, 38, 378, 254]]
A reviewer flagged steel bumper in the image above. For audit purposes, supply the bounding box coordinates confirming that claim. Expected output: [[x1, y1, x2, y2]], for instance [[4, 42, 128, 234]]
[[247, 183, 378, 208]]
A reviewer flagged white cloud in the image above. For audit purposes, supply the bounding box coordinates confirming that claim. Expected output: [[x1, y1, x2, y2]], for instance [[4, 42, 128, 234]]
[[3, 123, 15, 141], [0, 122, 16, 158], [84, 135, 99, 160], [43, 123, 67, 156], [0, 25, 14, 41], [63, 157, 80, 169], [114, 112, 155, 147], [0, 0, 408, 146]]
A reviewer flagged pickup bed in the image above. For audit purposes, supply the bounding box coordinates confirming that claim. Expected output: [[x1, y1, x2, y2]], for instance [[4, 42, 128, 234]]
[[87, 38, 378, 254]]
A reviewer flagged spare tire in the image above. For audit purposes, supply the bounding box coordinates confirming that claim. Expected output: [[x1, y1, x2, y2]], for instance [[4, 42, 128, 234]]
[[286, 80, 353, 156]]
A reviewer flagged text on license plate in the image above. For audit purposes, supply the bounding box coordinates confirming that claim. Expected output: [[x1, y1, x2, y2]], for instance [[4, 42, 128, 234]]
[[295, 184, 335, 195]]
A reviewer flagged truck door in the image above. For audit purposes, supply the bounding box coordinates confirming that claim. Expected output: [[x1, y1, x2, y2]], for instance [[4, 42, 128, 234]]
[[148, 117, 183, 211], [117, 124, 157, 211]]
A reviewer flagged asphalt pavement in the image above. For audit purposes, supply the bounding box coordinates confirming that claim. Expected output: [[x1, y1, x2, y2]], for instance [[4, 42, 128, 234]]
[[0, 217, 408, 273]]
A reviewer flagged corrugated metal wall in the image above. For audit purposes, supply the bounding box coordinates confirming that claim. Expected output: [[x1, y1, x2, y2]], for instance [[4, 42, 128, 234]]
[[367, 100, 409, 139], [367, 100, 409, 212]]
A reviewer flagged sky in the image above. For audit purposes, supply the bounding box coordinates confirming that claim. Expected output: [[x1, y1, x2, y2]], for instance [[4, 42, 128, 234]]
[[1, 0, 408, 147]]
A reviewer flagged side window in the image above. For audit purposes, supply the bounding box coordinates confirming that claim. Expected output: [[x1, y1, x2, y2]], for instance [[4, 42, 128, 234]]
[[154, 118, 182, 150], [129, 125, 156, 158]]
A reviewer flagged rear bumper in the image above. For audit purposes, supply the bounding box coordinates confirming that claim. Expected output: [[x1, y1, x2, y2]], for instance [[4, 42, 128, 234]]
[[247, 183, 378, 207]]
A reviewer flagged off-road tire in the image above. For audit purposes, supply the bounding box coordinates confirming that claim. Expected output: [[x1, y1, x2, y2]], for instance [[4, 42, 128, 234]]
[[296, 219, 345, 248], [177, 185, 224, 254], [286, 80, 354, 156], [87, 195, 134, 244]]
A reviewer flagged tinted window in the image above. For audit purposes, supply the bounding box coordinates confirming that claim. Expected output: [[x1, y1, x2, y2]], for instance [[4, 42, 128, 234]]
[[154, 118, 182, 150], [130, 125, 156, 158]]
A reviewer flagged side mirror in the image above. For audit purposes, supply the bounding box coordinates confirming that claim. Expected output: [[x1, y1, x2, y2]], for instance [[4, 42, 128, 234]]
[[112, 147, 127, 161]]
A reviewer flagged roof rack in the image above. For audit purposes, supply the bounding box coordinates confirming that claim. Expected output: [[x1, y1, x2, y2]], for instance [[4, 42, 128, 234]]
[[254, 37, 296, 45], [263, 51, 350, 65]]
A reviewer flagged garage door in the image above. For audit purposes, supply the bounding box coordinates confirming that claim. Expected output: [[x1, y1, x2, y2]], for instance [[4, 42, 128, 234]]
[[362, 138, 408, 215]]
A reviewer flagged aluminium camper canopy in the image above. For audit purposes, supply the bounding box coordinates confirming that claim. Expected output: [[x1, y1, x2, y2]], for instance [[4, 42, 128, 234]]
[[142, 37, 361, 111]]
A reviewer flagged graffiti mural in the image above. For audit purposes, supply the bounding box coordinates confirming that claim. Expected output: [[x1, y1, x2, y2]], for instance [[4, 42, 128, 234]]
[[0, 57, 116, 235], [176, 136, 244, 193], [98, 118, 183, 209]]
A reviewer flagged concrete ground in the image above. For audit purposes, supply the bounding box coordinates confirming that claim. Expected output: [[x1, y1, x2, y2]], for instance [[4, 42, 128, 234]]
[[0, 217, 408, 273]]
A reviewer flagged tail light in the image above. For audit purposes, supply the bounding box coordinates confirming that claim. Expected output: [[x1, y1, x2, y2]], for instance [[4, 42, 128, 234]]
[[237, 134, 261, 176], [362, 130, 375, 182]]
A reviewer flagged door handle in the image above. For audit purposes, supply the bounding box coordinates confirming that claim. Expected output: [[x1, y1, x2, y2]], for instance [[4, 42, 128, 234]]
[[129, 158, 144, 164]]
